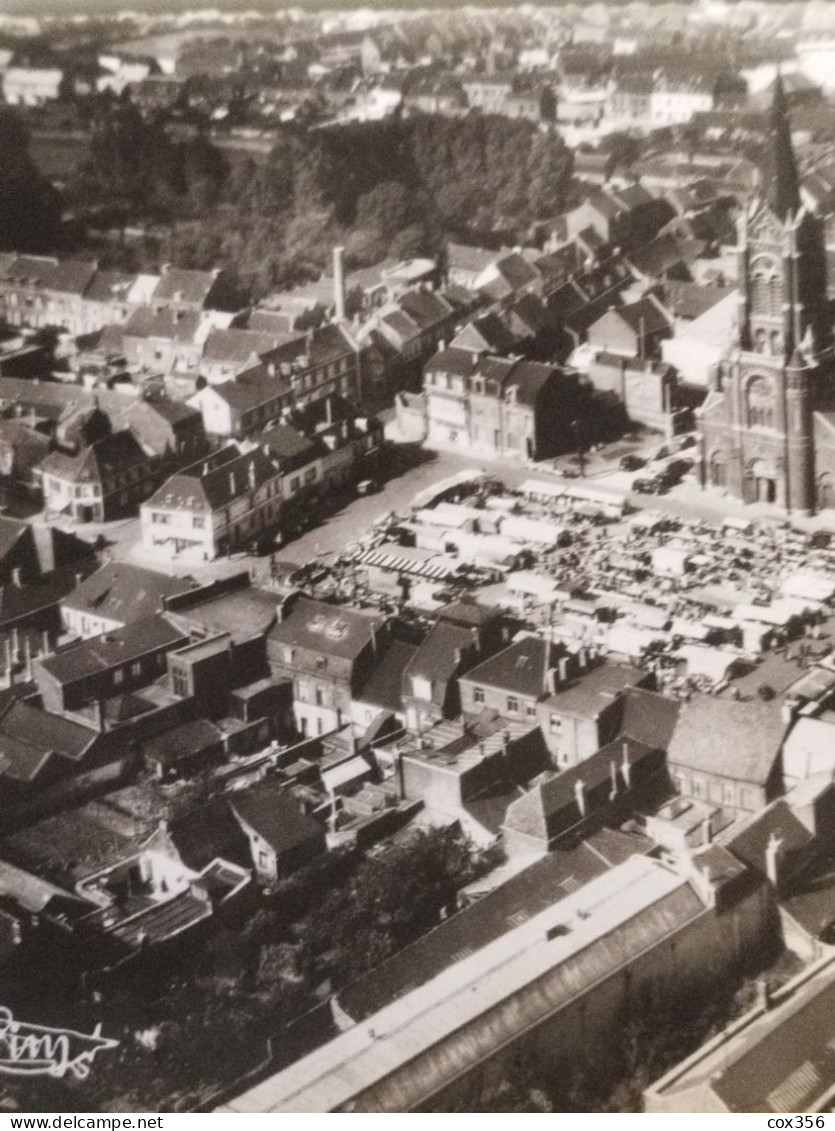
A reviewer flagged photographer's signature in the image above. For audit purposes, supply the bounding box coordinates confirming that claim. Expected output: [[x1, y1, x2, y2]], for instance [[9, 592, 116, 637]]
[[0, 1007, 118, 1079]]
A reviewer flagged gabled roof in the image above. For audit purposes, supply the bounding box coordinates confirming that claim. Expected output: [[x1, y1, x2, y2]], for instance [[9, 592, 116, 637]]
[[503, 736, 664, 844], [356, 640, 418, 712], [124, 305, 202, 344], [269, 596, 383, 662], [462, 635, 557, 699], [40, 430, 152, 486], [404, 621, 479, 703], [38, 615, 188, 684], [203, 328, 296, 364], [0, 256, 97, 296], [151, 266, 219, 307], [620, 688, 681, 750], [544, 663, 648, 719], [146, 444, 282, 513], [62, 562, 195, 626], [667, 696, 786, 787], [230, 781, 324, 855]]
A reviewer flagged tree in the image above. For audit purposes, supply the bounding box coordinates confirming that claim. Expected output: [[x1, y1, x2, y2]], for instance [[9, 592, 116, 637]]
[[0, 110, 62, 252]]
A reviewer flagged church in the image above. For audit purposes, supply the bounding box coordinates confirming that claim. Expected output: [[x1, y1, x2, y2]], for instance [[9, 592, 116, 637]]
[[698, 77, 835, 514]]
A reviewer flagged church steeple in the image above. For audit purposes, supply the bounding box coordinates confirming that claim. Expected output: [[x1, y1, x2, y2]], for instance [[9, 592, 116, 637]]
[[761, 73, 801, 220]]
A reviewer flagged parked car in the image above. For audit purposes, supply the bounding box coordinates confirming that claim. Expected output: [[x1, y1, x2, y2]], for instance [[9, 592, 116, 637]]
[[620, 454, 646, 471], [357, 478, 381, 496]]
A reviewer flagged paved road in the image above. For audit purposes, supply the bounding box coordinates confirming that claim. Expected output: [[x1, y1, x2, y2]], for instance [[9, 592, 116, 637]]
[[45, 436, 835, 587]]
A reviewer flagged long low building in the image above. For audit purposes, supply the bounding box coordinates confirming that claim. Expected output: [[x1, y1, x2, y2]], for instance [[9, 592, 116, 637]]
[[645, 955, 835, 1112], [218, 852, 769, 1113]]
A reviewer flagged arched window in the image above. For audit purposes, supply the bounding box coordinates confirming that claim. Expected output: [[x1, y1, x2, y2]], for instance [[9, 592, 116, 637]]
[[751, 274, 769, 315], [747, 375, 774, 429], [768, 275, 782, 316], [754, 328, 768, 354], [770, 330, 782, 356]]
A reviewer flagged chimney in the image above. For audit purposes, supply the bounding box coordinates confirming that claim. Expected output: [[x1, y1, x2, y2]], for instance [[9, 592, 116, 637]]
[[10, 568, 20, 587], [578, 647, 588, 670], [454, 646, 464, 665], [333, 246, 346, 322], [546, 666, 557, 695], [702, 815, 713, 846], [326, 396, 333, 425], [23, 637, 31, 682], [96, 699, 106, 732], [574, 778, 586, 816], [765, 832, 784, 889], [370, 622, 377, 655], [41, 630, 50, 658], [248, 459, 256, 490], [11, 627, 19, 664], [558, 655, 569, 684], [609, 759, 618, 800], [621, 740, 631, 789], [229, 471, 236, 496]]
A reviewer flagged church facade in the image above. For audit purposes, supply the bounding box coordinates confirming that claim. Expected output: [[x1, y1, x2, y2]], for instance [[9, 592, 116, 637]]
[[698, 78, 835, 514]]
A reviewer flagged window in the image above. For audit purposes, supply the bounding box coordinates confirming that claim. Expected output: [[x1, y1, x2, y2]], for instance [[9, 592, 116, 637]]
[[130, 661, 142, 678], [526, 704, 537, 717], [113, 669, 124, 686], [549, 714, 562, 735], [315, 687, 324, 706], [692, 777, 705, 799], [507, 696, 519, 714], [153, 513, 170, 525], [722, 782, 736, 806], [193, 516, 205, 529], [258, 850, 270, 870], [290, 476, 300, 494], [304, 468, 317, 484], [172, 668, 189, 697], [473, 687, 485, 704]]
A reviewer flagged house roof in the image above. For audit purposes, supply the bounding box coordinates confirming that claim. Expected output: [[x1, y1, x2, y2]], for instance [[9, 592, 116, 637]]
[[203, 328, 297, 364], [40, 430, 152, 486], [543, 663, 648, 719], [144, 718, 223, 768], [38, 615, 188, 684], [62, 563, 195, 626], [462, 635, 556, 699], [0, 801, 152, 887], [404, 622, 479, 702], [269, 596, 383, 662], [84, 270, 138, 304], [124, 305, 202, 344], [0, 256, 97, 296], [0, 700, 96, 783], [504, 736, 663, 844], [146, 444, 281, 513], [620, 687, 681, 750], [230, 780, 324, 855], [661, 281, 737, 321], [0, 516, 30, 563], [356, 640, 417, 712], [667, 696, 786, 787], [151, 266, 219, 307]]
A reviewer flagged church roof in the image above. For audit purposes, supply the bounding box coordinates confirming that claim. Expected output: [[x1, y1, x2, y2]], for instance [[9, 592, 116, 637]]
[[760, 73, 801, 221]]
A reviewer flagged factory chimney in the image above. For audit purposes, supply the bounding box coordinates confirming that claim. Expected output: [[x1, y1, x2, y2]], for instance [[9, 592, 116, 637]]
[[333, 246, 346, 323]]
